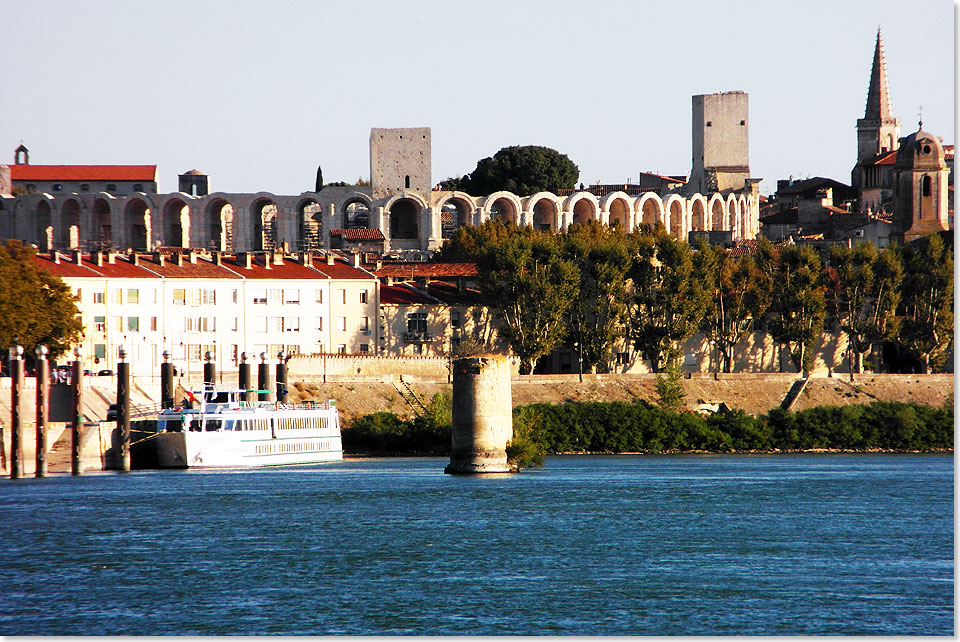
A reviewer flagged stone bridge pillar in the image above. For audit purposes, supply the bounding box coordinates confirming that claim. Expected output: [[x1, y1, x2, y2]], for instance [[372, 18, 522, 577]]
[[445, 355, 513, 475]]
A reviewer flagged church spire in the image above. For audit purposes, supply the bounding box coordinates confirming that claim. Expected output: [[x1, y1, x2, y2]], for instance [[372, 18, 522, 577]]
[[864, 27, 893, 120]]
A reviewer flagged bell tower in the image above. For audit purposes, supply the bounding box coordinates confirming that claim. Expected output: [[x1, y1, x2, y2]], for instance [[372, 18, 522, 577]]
[[853, 29, 901, 188]]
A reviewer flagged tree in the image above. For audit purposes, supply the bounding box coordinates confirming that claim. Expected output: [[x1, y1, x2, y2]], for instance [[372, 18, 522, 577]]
[[314, 165, 323, 192], [695, 239, 773, 373], [0, 240, 83, 360], [562, 221, 634, 374], [766, 244, 826, 375], [453, 145, 579, 196], [825, 242, 902, 375], [474, 225, 579, 374], [896, 234, 953, 373], [628, 229, 708, 373]]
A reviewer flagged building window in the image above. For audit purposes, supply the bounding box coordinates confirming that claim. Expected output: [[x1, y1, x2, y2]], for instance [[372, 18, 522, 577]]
[[53, 184, 62, 191], [337, 344, 346, 354], [315, 289, 323, 304], [150, 317, 158, 331], [739, 120, 745, 126], [285, 345, 299, 356], [922, 175, 932, 197], [231, 289, 238, 304], [94, 344, 106, 359], [254, 316, 267, 333], [127, 317, 139, 332], [284, 317, 300, 332], [126, 289, 139, 304], [113, 317, 123, 332], [188, 344, 202, 361], [705, 121, 712, 127], [80, 184, 89, 192], [360, 290, 368, 304], [407, 312, 428, 334], [202, 289, 216, 305], [284, 289, 300, 304], [340, 289, 346, 304], [361, 316, 369, 331], [359, 344, 369, 354], [451, 310, 461, 329], [106, 184, 117, 192], [413, 343, 423, 355], [252, 289, 267, 304], [337, 317, 346, 332], [172, 289, 186, 305], [315, 317, 324, 331], [268, 289, 283, 305], [405, 175, 410, 189], [187, 289, 201, 306], [94, 316, 106, 332], [113, 289, 123, 304], [133, 184, 143, 192], [93, 291, 105, 305]]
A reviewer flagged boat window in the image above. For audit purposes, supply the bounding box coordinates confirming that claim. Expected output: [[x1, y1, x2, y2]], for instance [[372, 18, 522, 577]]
[[205, 419, 221, 432]]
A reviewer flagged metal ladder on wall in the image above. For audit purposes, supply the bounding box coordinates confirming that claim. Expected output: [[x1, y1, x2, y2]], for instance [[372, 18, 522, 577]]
[[394, 380, 427, 418]]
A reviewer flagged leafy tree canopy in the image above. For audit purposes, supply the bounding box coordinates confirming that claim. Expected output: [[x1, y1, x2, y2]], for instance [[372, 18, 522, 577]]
[[442, 145, 579, 196], [0, 241, 83, 360]]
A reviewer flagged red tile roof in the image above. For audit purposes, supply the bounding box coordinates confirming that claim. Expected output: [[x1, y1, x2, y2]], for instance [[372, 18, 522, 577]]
[[380, 284, 436, 305], [373, 262, 478, 278], [219, 254, 327, 280], [137, 254, 242, 279], [329, 228, 385, 240], [34, 252, 162, 279], [10, 165, 158, 181], [306, 256, 376, 280]]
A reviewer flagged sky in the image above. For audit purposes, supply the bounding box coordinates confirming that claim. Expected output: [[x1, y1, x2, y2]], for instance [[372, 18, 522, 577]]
[[3, 0, 955, 197]]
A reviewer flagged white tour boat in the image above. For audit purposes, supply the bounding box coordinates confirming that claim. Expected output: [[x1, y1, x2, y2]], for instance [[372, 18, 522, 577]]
[[152, 387, 343, 468]]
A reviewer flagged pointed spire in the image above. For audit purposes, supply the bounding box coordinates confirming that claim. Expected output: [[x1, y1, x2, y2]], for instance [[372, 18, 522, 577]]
[[864, 27, 893, 120]]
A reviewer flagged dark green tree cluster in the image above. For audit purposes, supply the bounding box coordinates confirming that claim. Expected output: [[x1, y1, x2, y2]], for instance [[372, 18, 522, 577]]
[[437, 220, 953, 375], [342, 393, 452, 455], [440, 145, 579, 196], [0, 240, 83, 361], [513, 399, 953, 453]]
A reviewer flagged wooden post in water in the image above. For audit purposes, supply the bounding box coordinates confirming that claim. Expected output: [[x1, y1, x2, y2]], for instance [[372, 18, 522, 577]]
[[71, 345, 83, 476], [275, 350, 287, 404], [238, 352, 252, 405], [445, 355, 513, 475], [9, 344, 24, 479], [161, 350, 174, 410], [258, 352, 271, 402], [203, 351, 216, 386], [116, 346, 131, 472], [35, 345, 49, 478]]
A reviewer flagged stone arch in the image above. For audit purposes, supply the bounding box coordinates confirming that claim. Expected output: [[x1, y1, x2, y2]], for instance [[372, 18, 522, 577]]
[[738, 196, 751, 239], [600, 192, 633, 231], [726, 195, 739, 236], [386, 196, 424, 240], [526, 193, 561, 231], [689, 195, 707, 232], [562, 192, 599, 229], [35, 199, 53, 251], [251, 196, 279, 251], [636, 194, 663, 231], [708, 194, 726, 231], [342, 196, 372, 229], [665, 196, 685, 239], [204, 197, 233, 251], [163, 197, 190, 247], [123, 197, 151, 250], [93, 197, 113, 249], [482, 191, 522, 225], [60, 198, 82, 249], [297, 198, 323, 250], [437, 193, 473, 238]]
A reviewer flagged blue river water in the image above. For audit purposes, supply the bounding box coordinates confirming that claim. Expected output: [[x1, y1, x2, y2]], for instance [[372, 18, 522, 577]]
[[0, 454, 953, 636]]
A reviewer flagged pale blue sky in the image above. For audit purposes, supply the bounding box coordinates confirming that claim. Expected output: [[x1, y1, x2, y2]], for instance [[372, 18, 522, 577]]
[[4, 0, 955, 196]]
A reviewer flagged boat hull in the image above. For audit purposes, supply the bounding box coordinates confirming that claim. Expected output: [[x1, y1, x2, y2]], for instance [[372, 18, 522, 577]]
[[154, 431, 343, 468]]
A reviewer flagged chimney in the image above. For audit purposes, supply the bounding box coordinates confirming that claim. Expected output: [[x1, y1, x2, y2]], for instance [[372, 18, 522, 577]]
[[301, 251, 312, 266], [108, 252, 116, 265], [326, 253, 335, 266], [53, 252, 60, 265], [188, 250, 197, 264], [74, 250, 83, 264], [213, 251, 222, 266], [96, 251, 104, 267], [351, 253, 360, 268], [375, 259, 383, 271], [243, 252, 252, 269], [176, 253, 184, 267], [157, 253, 165, 267], [132, 253, 139, 266], [273, 250, 283, 266], [264, 252, 272, 270]]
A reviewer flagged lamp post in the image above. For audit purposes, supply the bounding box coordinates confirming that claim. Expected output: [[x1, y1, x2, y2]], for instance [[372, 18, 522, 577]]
[[117, 345, 130, 471], [71, 345, 83, 476]]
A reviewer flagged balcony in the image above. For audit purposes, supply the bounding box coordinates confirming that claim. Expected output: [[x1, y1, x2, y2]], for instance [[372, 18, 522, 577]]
[[403, 330, 434, 343]]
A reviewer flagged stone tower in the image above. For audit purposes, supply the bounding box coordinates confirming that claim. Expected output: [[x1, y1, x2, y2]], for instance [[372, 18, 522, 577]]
[[852, 28, 901, 188], [688, 91, 750, 194], [894, 126, 950, 243], [369, 127, 431, 199], [178, 169, 209, 197]]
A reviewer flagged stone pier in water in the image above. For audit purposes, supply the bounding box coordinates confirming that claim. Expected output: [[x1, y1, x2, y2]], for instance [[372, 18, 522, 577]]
[[444, 356, 513, 475]]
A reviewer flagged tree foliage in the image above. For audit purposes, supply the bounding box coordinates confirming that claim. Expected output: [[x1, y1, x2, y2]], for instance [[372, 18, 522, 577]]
[[896, 235, 954, 373], [562, 221, 634, 373], [825, 242, 902, 374], [695, 238, 773, 373], [628, 228, 708, 372], [0, 241, 83, 360], [443, 145, 579, 196], [765, 245, 827, 374]]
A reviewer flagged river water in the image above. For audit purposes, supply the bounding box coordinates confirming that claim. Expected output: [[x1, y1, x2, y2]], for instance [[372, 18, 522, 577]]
[[0, 454, 953, 635]]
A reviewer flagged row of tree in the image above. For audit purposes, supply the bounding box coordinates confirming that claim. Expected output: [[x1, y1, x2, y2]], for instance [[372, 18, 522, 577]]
[[436, 221, 953, 375]]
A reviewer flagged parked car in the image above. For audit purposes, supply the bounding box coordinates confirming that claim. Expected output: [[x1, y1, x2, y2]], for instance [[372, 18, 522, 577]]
[[83, 369, 93, 376], [97, 369, 114, 377], [106, 403, 117, 421]]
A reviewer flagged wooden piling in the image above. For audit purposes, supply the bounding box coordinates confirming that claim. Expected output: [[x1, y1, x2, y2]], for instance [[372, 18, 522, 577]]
[[258, 353, 270, 402], [9, 345, 23, 479], [275, 351, 287, 404], [35, 346, 49, 478], [71, 348, 83, 476], [117, 350, 131, 472]]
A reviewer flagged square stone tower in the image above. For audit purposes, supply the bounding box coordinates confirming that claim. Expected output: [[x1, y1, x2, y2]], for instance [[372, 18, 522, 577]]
[[370, 127, 431, 199], [688, 91, 750, 194]]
